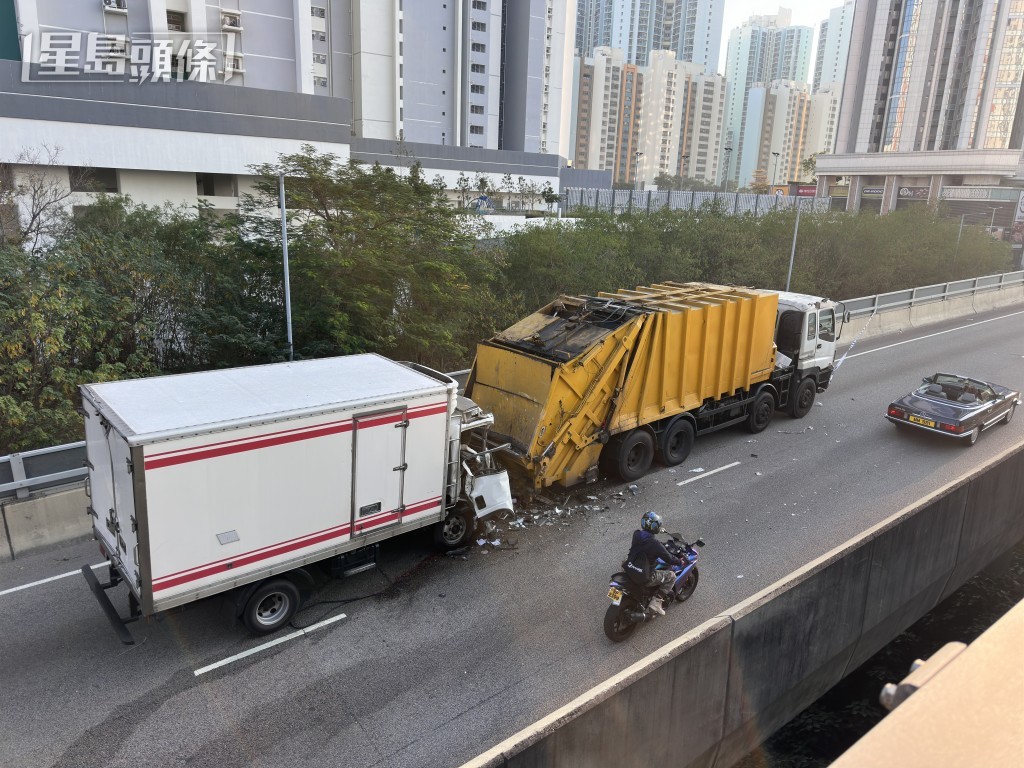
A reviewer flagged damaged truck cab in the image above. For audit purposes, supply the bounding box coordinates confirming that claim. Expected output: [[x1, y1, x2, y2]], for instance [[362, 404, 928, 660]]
[[466, 282, 839, 488]]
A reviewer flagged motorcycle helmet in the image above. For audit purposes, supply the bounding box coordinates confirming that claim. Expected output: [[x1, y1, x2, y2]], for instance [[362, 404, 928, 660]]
[[640, 511, 663, 534]]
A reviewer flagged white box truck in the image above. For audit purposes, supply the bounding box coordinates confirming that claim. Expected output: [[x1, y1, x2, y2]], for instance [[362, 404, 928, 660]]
[[80, 354, 513, 643]]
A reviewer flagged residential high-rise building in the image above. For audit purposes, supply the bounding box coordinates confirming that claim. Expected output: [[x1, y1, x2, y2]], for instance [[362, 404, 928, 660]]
[[12, 0, 573, 154], [820, 0, 1024, 218], [656, 0, 724, 74], [576, 0, 615, 56], [743, 80, 811, 187], [804, 85, 843, 162], [636, 50, 726, 186], [723, 11, 812, 188], [575, 0, 722, 71], [812, 1, 854, 93], [572, 48, 725, 188], [571, 46, 643, 185]]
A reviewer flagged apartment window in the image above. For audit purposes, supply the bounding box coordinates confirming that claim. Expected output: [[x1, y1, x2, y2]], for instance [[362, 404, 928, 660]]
[[470, 104, 484, 114], [311, 6, 326, 18], [471, 42, 486, 53], [69, 167, 118, 193], [470, 125, 484, 134], [314, 76, 328, 87], [312, 31, 326, 42], [471, 63, 485, 73], [472, 0, 487, 8], [166, 10, 186, 31], [472, 21, 486, 32], [313, 53, 327, 64], [471, 84, 485, 94]]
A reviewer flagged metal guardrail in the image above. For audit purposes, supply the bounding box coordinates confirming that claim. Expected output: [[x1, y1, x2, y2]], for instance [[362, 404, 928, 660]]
[[839, 271, 1024, 319], [0, 441, 87, 501], [562, 188, 832, 216], [3, 270, 1022, 500]]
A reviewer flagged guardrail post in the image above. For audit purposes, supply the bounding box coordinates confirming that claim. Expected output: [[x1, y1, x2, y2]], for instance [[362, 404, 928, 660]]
[[9, 454, 29, 500]]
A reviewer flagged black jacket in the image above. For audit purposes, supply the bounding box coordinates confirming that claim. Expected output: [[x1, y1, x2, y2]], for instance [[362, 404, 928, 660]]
[[624, 529, 681, 584]]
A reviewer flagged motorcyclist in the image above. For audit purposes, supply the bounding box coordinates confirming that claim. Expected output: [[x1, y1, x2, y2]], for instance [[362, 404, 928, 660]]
[[624, 511, 682, 616]]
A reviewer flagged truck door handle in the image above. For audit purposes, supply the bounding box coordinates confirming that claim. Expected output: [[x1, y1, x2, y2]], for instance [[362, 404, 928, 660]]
[[393, 463, 407, 472], [816, 343, 822, 349]]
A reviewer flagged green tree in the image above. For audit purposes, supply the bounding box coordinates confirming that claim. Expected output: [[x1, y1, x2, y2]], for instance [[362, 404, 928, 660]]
[[244, 146, 501, 368], [750, 168, 770, 195]]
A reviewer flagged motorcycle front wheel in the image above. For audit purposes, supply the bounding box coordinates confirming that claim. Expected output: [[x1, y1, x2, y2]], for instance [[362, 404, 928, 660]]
[[603, 603, 638, 642], [673, 567, 699, 602]]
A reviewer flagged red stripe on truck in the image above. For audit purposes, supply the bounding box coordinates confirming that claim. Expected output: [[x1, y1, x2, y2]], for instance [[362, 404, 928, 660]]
[[144, 402, 449, 470], [152, 496, 443, 591]]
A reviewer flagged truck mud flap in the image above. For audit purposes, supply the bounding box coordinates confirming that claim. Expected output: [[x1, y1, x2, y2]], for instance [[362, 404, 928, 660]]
[[81, 565, 138, 645]]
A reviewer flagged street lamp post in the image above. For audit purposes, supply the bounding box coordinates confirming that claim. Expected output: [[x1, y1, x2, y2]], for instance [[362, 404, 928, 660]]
[[988, 206, 999, 233], [278, 172, 294, 362], [634, 150, 644, 192], [772, 151, 781, 187], [681, 154, 689, 182], [723, 146, 733, 193]]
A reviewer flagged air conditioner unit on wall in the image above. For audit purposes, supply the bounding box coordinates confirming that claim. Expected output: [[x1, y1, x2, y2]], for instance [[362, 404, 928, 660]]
[[222, 14, 242, 30], [102, 0, 128, 12]]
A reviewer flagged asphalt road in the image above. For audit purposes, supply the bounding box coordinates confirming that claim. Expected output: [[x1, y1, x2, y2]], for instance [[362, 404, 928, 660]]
[[2, 307, 1023, 768]]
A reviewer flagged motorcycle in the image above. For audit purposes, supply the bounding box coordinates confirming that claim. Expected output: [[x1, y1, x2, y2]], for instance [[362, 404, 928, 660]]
[[603, 533, 705, 642]]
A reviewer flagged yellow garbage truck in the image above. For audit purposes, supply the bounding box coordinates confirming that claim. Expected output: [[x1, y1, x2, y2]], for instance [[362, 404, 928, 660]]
[[466, 282, 839, 488]]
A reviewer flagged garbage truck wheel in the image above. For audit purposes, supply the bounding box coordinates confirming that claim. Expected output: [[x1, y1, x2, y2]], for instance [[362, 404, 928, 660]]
[[609, 429, 654, 482]]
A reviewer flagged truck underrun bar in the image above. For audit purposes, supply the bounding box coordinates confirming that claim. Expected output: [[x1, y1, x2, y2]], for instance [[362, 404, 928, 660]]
[[81, 565, 136, 645]]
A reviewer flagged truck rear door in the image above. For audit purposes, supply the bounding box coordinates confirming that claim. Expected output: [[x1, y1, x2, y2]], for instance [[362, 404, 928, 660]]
[[82, 400, 117, 558], [106, 431, 141, 589], [351, 407, 407, 537]]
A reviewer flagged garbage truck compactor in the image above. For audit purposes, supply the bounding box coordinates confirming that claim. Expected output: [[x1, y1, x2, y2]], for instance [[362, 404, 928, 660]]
[[466, 282, 839, 488]]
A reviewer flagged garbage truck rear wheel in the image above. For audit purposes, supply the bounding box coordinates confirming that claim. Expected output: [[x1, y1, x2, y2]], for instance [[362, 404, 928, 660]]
[[607, 429, 654, 482]]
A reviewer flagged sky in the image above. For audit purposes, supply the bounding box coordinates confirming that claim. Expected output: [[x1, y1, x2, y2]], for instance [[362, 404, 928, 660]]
[[717, 1, 837, 75]]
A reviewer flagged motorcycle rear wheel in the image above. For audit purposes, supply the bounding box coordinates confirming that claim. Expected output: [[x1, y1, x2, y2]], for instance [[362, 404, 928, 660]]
[[673, 567, 699, 602], [603, 603, 638, 642]]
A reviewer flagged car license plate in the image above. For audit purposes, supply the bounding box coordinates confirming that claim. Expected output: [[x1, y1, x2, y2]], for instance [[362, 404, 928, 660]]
[[909, 415, 936, 427], [607, 586, 623, 605]]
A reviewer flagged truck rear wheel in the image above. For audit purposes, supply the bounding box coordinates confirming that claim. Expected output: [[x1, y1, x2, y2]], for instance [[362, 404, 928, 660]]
[[746, 391, 776, 433], [609, 429, 654, 482], [788, 378, 816, 418], [658, 419, 694, 466], [243, 578, 300, 635]]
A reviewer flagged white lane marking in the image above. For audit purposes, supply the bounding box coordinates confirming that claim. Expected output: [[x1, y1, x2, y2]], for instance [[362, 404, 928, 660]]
[[845, 309, 1024, 361], [676, 461, 741, 486], [194, 612, 348, 676], [0, 562, 107, 597]]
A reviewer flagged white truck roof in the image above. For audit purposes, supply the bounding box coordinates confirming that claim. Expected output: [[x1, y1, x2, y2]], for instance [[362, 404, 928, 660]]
[[776, 291, 835, 312], [81, 354, 450, 444]]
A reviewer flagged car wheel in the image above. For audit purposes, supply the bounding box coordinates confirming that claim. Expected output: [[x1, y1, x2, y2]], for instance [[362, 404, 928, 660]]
[[788, 378, 816, 418], [965, 426, 981, 447], [1004, 403, 1015, 425], [746, 391, 776, 433], [658, 419, 694, 466]]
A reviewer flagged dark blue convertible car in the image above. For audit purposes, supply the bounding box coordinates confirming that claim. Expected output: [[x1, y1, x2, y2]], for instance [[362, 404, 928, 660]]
[[886, 373, 1019, 446]]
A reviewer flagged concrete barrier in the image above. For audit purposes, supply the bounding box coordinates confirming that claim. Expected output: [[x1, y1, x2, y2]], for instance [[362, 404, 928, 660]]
[[0, 486, 90, 558], [463, 442, 1024, 768]]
